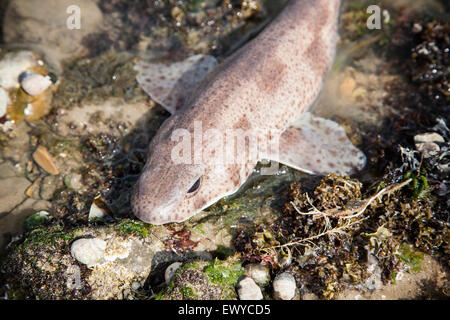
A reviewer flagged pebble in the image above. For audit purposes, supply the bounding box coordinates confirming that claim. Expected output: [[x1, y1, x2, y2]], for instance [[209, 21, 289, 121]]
[[32, 145, 59, 175], [236, 276, 263, 300], [414, 132, 445, 144], [19, 71, 52, 96], [164, 262, 182, 284], [273, 272, 296, 300], [340, 76, 356, 97], [0, 51, 37, 89], [244, 264, 270, 286], [414, 132, 444, 158], [88, 202, 108, 221], [0, 87, 9, 118], [71, 238, 106, 267]]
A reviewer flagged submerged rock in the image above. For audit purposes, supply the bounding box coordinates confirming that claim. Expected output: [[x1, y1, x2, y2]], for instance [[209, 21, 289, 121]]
[[236, 276, 263, 300], [3, 0, 103, 70], [273, 272, 296, 300]]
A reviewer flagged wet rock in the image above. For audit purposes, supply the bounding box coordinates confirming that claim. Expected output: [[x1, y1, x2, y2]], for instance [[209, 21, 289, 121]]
[[23, 210, 50, 231], [0, 198, 50, 255], [3, 0, 103, 70], [244, 263, 270, 287], [160, 258, 244, 300], [39, 175, 62, 200], [70, 238, 106, 267], [63, 173, 83, 192], [236, 276, 263, 300], [19, 71, 52, 96], [0, 162, 31, 213], [165, 262, 182, 284], [273, 272, 296, 300], [1, 218, 238, 299]]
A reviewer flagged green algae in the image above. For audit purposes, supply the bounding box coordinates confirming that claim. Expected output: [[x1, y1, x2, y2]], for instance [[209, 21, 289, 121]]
[[397, 244, 424, 274], [23, 211, 49, 231], [115, 219, 153, 238], [158, 258, 244, 300]]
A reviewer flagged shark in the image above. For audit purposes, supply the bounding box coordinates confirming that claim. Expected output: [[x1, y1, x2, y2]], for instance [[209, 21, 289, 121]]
[[131, 0, 366, 225]]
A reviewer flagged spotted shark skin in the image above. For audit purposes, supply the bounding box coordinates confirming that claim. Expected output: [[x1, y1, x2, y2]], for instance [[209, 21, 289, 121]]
[[131, 0, 365, 225]]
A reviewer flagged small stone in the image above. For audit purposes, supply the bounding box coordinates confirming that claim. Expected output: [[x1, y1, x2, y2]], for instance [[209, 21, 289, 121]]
[[71, 238, 106, 267], [131, 281, 141, 291], [236, 276, 263, 300], [88, 202, 107, 221], [165, 262, 182, 284], [273, 272, 296, 300], [171, 6, 184, 22], [0, 87, 9, 118], [64, 173, 83, 191], [32, 145, 59, 175], [414, 132, 445, 144], [340, 76, 356, 97], [415, 142, 440, 158], [0, 51, 37, 89], [414, 132, 444, 158], [244, 264, 270, 286], [39, 175, 60, 200], [19, 71, 52, 96]]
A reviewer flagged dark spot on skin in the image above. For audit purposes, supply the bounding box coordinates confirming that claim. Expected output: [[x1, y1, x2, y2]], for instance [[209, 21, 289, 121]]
[[233, 115, 251, 130], [256, 54, 287, 93], [328, 162, 335, 168], [329, 150, 337, 156]]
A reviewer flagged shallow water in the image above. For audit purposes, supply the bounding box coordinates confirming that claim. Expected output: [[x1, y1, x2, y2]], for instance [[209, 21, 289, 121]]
[[0, 0, 443, 246], [0, 0, 447, 267]]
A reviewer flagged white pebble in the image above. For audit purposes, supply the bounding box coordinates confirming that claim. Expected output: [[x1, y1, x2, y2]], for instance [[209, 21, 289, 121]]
[[273, 272, 296, 300], [414, 132, 444, 144], [88, 202, 107, 221], [236, 276, 263, 300], [165, 262, 182, 284], [19, 71, 52, 96], [244, 264, 270, 286], [71, 238, 106, 267], [0, 87, 9, 118]]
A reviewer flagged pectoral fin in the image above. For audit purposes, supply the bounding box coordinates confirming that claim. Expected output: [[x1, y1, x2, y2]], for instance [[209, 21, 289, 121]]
[[134, 55, 217, 114], [272, 113, 366, 175]]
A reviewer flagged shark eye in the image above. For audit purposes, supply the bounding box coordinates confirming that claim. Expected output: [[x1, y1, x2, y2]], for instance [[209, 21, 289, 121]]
[[187, 177, 202, 194]]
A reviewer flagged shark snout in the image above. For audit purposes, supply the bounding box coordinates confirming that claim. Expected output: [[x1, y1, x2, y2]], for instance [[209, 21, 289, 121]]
[[131, 183, 180, 225]]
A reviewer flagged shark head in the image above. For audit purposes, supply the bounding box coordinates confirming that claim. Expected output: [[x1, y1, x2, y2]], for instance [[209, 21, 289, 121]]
[[131, 116, 251, 225]]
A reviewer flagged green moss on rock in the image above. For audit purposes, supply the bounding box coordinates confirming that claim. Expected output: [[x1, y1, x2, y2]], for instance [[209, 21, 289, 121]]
[[158, 258, 244, 300]]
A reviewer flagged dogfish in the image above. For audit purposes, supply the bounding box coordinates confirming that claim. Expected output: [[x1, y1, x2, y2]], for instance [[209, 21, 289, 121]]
[[131, 0, 366, 225]]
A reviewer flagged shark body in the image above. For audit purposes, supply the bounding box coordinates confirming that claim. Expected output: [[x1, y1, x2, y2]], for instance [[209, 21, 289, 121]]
[[131, 0, 366, 225]]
